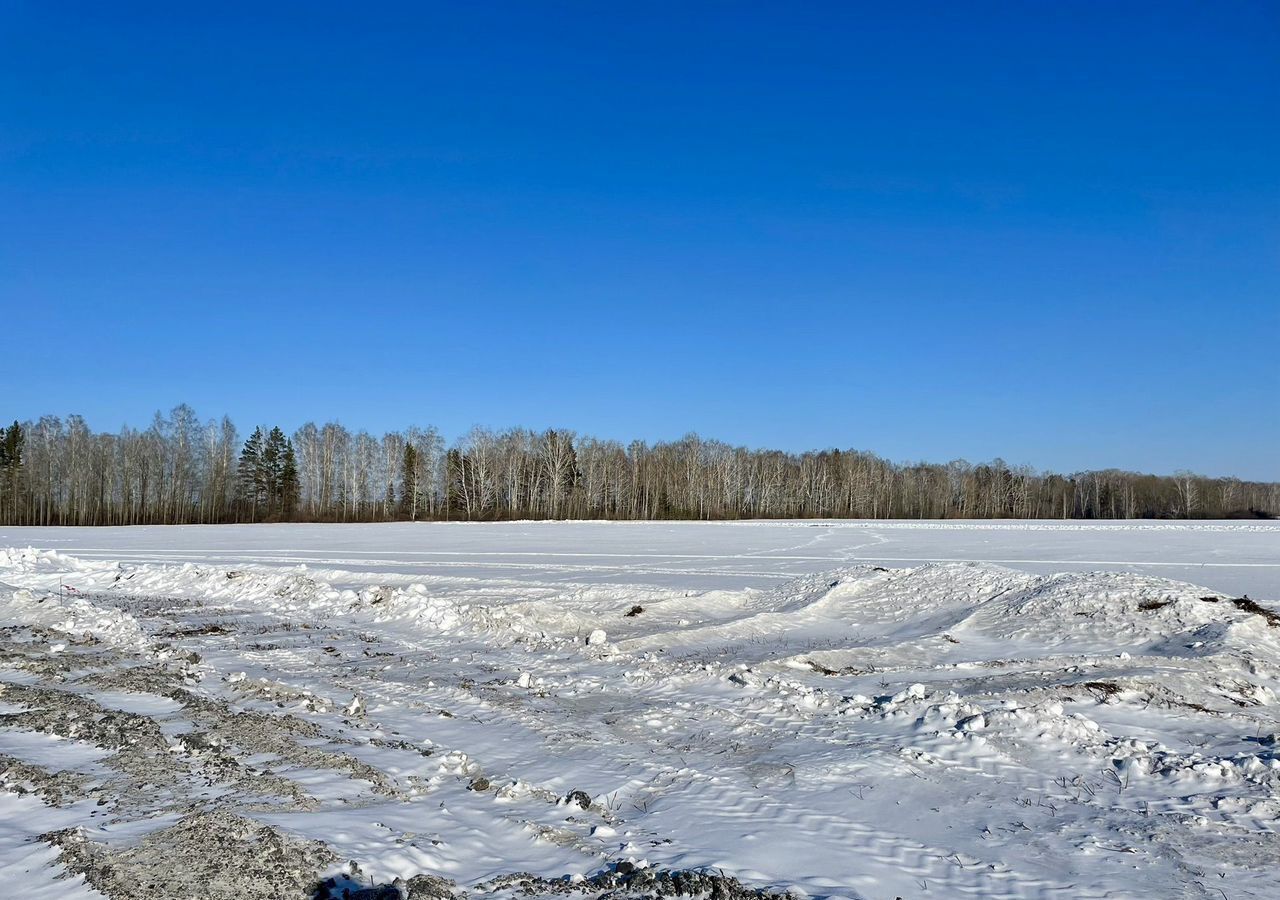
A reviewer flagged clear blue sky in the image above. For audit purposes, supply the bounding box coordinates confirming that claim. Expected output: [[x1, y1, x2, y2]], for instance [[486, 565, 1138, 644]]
[[2, 2, 1277, 479]]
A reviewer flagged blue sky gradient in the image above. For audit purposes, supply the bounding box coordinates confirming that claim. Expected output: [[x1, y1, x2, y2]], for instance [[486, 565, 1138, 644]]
[[2, 2, 1277, 478]]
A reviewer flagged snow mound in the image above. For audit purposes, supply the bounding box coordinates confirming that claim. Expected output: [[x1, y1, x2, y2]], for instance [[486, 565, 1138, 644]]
[[0, 547, 99, 574], [965, 570, 1279, 652], [0, 581, 148, 649]]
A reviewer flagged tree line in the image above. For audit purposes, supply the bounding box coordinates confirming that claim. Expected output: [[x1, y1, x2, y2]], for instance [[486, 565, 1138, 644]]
[[0, 405, 1274, 526]]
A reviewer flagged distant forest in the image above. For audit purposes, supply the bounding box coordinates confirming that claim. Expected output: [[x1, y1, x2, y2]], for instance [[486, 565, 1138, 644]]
[[0, 406, 1275, 526]]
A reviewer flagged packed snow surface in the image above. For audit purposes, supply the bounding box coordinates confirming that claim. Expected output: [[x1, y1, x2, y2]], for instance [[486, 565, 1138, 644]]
[[0, 522, 1276, 899]]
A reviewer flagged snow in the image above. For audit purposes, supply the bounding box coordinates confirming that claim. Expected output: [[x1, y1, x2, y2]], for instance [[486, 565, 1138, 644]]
[[1, 518, 1276, 597], [0, 521, 1277, 898]]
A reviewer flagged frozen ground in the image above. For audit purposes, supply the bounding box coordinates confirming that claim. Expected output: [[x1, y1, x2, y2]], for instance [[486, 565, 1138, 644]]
[[0, 522, 1277, 899]]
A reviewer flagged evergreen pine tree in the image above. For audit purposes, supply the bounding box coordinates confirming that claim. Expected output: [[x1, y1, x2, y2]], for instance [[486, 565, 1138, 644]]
[[400, 443, 418, 520], [445, 448, 464, 519], [236, 427, 265, 519], [279, 439, 300, 519], [0, 421, 18, 469], [561, 437, 580, 495], [262, 427, 288, 517], [0, 421, 23, 520]]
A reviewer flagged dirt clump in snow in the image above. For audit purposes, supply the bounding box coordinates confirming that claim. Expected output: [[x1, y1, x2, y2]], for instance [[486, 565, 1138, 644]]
[[0, 682, 170, 755], [0, 753, 93, 807], [1230, 595, 1280, 627], [0, 623, 117, 676], [1080, 680, 1123, 699], [147, 685, 402, 799], [311, 867, 785, 900], [159, 621, 236, 638], [1198, 593, 1280, 626], [0, 645, 387, 808], [313, 872, 460, 900], [479, 864, 793, 899], [43, 810, 338, 900], [563, 789, 593, 809]]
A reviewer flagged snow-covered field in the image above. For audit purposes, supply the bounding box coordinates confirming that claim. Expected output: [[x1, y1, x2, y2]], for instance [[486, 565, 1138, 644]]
[[0, 521, 1277, 899], [4, 519, 1278, 598]]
